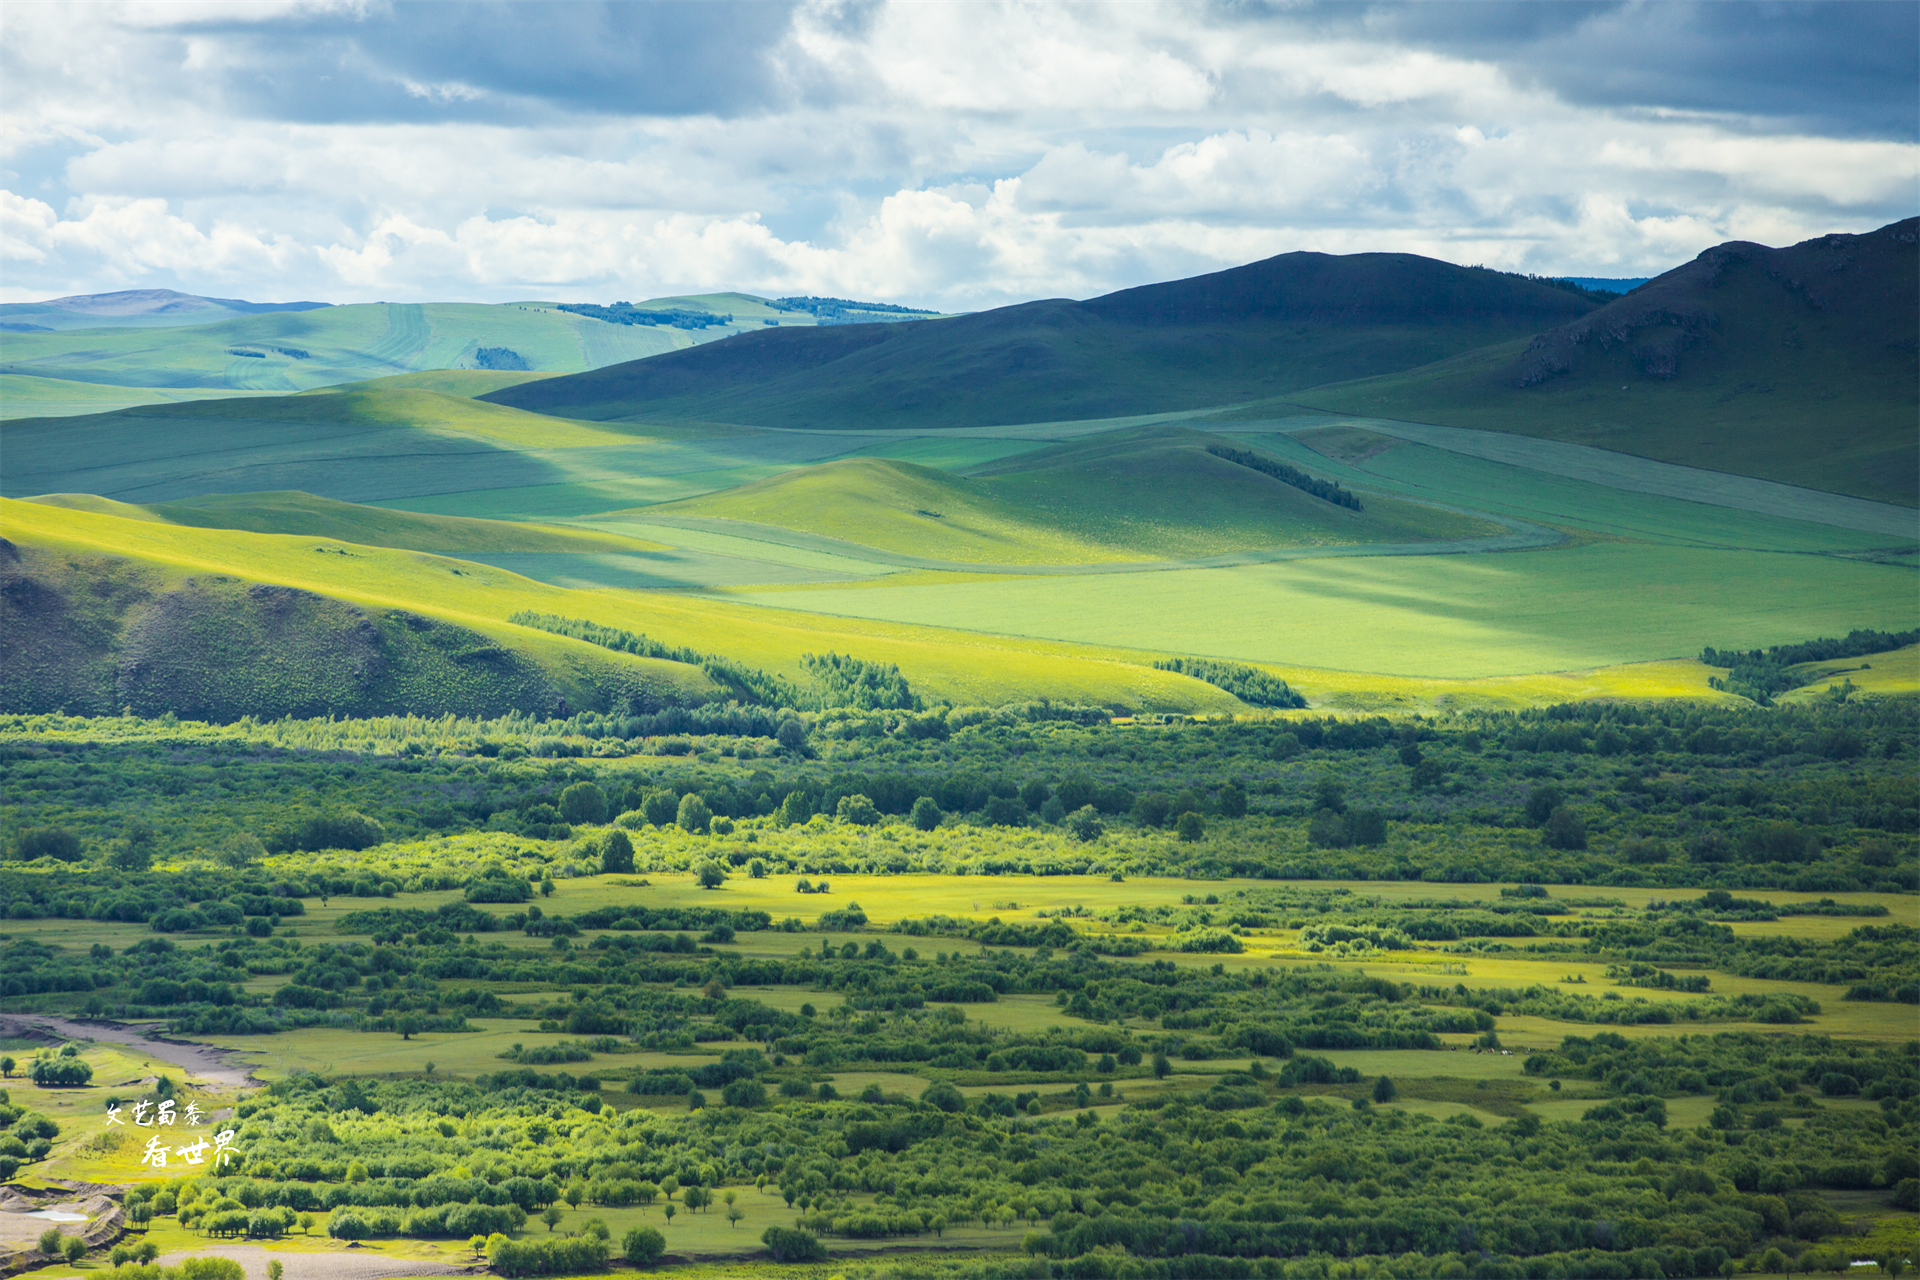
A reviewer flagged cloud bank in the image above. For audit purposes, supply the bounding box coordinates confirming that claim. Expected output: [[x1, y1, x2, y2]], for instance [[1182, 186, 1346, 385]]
[[3, 0, 1914, 308]]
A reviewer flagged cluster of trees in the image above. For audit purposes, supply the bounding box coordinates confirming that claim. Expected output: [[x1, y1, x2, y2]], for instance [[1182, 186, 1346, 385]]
[[0, 1085, 60, 1180], [1205, 445, 1363, 510], [771, 295, 937, 322], [1703, 629, 1917, 705], [509, 611, 921, 715], [555, 302, 731, 329], [1148, 659, 1305, 710]]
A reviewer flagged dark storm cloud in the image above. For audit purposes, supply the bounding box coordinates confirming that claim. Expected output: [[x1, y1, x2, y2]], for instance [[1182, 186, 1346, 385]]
[[168, 0, 807, 123], [1232, 0, 1919, 140]]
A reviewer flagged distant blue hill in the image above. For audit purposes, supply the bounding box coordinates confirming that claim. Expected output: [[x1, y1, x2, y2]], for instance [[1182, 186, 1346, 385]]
[[0, 289, 333, 332]]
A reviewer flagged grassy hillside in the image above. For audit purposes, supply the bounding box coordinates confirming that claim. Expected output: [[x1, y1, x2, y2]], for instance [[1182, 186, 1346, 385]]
[[0, 384, 648, 504], [1281, 219, 1919, 505], [0, 374, 892, 517], [483, 252, 1600, 429], [649, 429, 1502, 564], [968, 427, 1503, 555], [0, 373, 289, 420], [23, 491, 671, 556], [0, 532, 721, 722], [0, 497, 1248, 714]]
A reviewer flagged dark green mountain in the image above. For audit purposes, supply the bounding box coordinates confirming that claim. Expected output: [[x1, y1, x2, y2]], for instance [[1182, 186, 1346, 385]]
[[482, 252, 1603, 429], [1288, 218, 1920, 505]]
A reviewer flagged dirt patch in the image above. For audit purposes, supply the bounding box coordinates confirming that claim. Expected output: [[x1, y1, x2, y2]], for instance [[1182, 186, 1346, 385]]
[[0, 1015, 262, 1089]]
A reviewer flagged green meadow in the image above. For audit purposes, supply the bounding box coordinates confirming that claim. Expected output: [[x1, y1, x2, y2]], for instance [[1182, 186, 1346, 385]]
[[733, 542, 1915, 679]]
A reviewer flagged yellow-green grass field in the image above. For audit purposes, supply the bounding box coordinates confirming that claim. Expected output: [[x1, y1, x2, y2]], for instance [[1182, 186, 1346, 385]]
[[734, 541, 1917, 679], [14, 489, 1877, 712], [0, 496, 1249, 711], [24, 492, 674, 557]]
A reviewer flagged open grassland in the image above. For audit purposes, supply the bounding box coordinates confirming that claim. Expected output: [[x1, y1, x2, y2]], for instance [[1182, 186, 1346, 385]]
[[829, 434, 1054, 470], [24, 492, 672, 557], [732, 541, 1917, 679], [0, 497, 1244, 711], [652, 432, 1503, 566], [0, 374, 283, 421], [651, 458, 1145, 565], [566, 520, 903, 577], [1268, 430, 1913, 554]]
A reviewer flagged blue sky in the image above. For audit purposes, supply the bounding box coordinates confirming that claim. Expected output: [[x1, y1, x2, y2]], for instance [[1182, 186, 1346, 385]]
[[3, 0, 1914, 309]]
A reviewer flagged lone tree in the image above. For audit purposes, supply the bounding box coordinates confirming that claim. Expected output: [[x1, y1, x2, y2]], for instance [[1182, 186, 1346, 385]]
[[601, 829, 635, 875], [696, 861, 727, 889]]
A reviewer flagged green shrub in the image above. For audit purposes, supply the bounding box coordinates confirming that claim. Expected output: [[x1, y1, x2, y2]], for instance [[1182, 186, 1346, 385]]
[[623, 1226, 664, 1264], [762, 1225, 826, 1262]]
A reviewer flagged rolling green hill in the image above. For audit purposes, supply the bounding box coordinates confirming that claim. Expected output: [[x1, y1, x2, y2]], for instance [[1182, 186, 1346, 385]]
[[645, 429, 1503, 564], [0, 524, 723, 723], [22, 491, 670, 556], [0, 496, 1250, 715], [0, 292, 948, 419], [0, 383, 651, 505], [1277, 218, 1919, 505], [482, 252, 1603, 429]]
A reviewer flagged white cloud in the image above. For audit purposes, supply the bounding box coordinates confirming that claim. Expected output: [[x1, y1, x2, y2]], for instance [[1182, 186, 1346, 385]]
[[0, 0, 1913, 306]]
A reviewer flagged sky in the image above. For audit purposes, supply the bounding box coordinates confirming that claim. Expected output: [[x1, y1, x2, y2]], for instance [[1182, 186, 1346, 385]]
[[2, 0, 1915, 310]]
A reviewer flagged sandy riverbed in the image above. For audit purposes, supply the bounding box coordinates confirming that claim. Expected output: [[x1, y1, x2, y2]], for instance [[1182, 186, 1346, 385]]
[[0, 1015, 261, 1089]]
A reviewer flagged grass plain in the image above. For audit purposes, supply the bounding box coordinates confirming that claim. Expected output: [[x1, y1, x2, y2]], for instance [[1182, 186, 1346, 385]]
[[0, 374, 284, 421], [731, 541, 1916, 679]]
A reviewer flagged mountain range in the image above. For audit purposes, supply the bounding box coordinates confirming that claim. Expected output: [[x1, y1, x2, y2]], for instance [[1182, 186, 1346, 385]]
[[483, 219, 1918, 504]]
